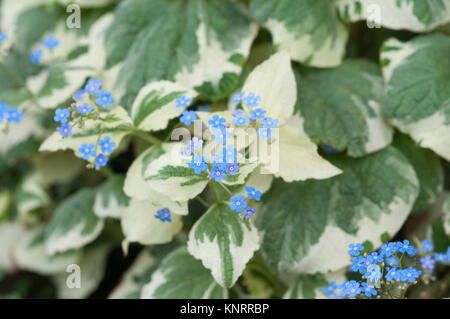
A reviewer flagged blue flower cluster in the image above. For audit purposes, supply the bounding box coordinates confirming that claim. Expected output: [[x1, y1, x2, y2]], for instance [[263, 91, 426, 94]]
[[0, 102, 23, 125], [229, 187, 261, 220], [30, 34, 60, 64], [323, 240, 450, 299], [154, 208, 172, 222], [78, 136, 116, 169]]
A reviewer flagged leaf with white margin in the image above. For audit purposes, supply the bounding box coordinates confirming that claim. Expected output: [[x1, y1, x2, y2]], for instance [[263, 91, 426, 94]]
[[241, 51, 296, 125], [143, 143, 209, 202], [249, 0, 348, 67], [131, 81, 197, 131], [93, 175, 129, 219], [0, 222, 26, 272], [187, 203, 260, 288], [39, 106, 132, 158], [104, 0, 257, 109], [283, 268, 347, 299], [52, 243, 111, 299], [141, 247, 227, 299], [294, 59, 393, 157], [255, 146, 419, 274], [121, 199, 183, 246], [15, 226, 81, 275], [380, 34, 450, 161], [124, 145, 188, 215], [336, 0, 450, 32], [45, 188, 104, 255], [15, 174, 50, 220]]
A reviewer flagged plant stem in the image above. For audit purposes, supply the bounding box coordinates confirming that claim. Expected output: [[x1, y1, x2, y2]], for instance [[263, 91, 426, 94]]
[[195, 196, 210, 208]]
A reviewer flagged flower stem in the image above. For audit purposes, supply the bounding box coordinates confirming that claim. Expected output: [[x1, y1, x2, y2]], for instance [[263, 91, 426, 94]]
[[195, 196, 210, 208]]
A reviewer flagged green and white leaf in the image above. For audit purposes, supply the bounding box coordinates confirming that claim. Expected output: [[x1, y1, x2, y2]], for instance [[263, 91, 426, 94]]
[[295, 59, 392, 157], [187, 203, 260, 288], [121, 199, 183, 246], [141, 247, 227, 299], [40, 106, 132, 159], [255, 147, 419, 274], [15, 174, 50, 221], [131, 81, 197, 131], [94, 175, 129, 219], [32, 151, 85, 186], [45, 188, 104, 255], [15, 226, 81, 275], [105, 0, 257, 108], [124, 145, 188, 215], [0, 222, 26, 272], [380, 34, 450, 161], [249, 0, 348, 67], [336, 0, 450, 32]]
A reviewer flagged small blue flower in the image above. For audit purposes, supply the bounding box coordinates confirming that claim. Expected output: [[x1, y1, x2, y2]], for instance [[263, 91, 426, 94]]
[[322, 144, 338, 154], [208, 114, 226, 128], [365, 264, 382, 284], [342, 280, 361, 298], [0, 33, 7, 45], [175, 95, 191, 108], [189, 155, 208, 175], [210, 163, 227, 182], [180, 110, 197, 126], [77, 103, 94, 115], [30, 49, 43, 64], [396, 240, 416, 256], [225, 145, 237, 163], [98, 136, 116, 154], [435, 253, 446, 263], [230, 194, 247, 213], [351, 256, 366, 274], [368, 252, 383, 264], [59, 124, 72, 137], [361, 283, 377, 297], [78, 143, 96, 160], [190, 137, 203, 151], [380, 242, 397, 257], [385, 267, 398, 282], [231, 92, 244, 104], [95, 153, 109, 168], [232, 109, 243, 118], [42, 35, 59, 49], [385, 255, 399, 267], [242, 92, 260, 107], [211, 126, 229, 144], [348, 243, 364, 257], [225, 163, 240, 175], [154, 208, 172, 222], [54, 108, 70, 123], [322, 281, 342, 299], [250, 108, 266, 120], [74, 89, 85, 101], [6, 107, 23, 123], [362, 255, 375, 268], [84, 78, 102, 95], [0, 102, 8, 122], [260, 117, 278, 128], [96, 90, 114, 109], [242, 207, 255, 220], [400, 267, 421, 283], [257, 127, 271, 140], [245, 186, 261, 201], [420, 255, 435, 273], [421, 239, 433, 253], [232, 115, 250, 126]]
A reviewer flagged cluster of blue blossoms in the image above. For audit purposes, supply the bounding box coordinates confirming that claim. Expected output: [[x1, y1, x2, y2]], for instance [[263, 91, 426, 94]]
[[154, 208, 172, 222], [229, 187, 261, 220], [0, 102, 23, 126], [30, 34, 60, 64], [322, 240, 450, 299], [53, 78, 115, 169]]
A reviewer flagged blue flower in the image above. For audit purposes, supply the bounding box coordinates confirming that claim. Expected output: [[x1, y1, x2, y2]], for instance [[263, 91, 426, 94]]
[[225, 163, 240, 176], [230, 194, 247, 213], [74, 89, 85, 101], [250, 108, 266, 120], [231, 109, 243, 117], [0, 33, 6, 45], [242, 92, 260, 107], [208, 115, 226, 128], [348, 243, 364, 256], [385, 256, 399, 267], [154, 208, 172, 222], [361, 283, 377, 297], [365, 264, 382, 284], [42, 35, 59, 49], [6, 107, 23, 123], [95, 153, 109, 168], [380, 242, 397, 257], [59, 124, 72, 137], [189, 155, 208, 175], [190, 137, 203, 151], [396, 240, 416, 256], [98, 136, 116, 154], [210, 163, 227, 182], [225, 145, 237, 163], [77, 103, 94, 115], [386, 267, 399, 282], [260, 117, 278, 128], [30, 49, 43, 64], [78, 144, 96, 160], [232, 115, 250, 126], [351, 256, 366, 274], [421, 239, 433, 253], [54, 108, 70, 123], [231, 92, 244, 104], [180, 110, 197, 126], [322, 281, 342, 299], [175, 95, 191, 108], [84, 78, 102, 95], [368, 252, 383, 264], [96, 90, 114, 109], [211, 126, 229, 144], [0, 102, 8, 122], [257, 127, 271, 140], [420, 255, 435, 273], [245, 186, 261, 201], [435, 253, 447, 263], [362, 255, 375, 269], [400, 267, 421, 283], [242, 207, 255, 220], [342, 280, 361, 298], [322, 144, 338, 154]]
